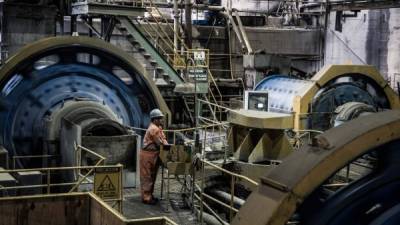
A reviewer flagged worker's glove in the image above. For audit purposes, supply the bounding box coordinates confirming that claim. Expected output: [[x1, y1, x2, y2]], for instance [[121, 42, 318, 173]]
[[192, 153, 202, 171]]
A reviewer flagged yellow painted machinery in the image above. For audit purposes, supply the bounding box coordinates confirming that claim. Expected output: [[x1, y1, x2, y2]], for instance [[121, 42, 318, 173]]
[[227, 65, 400, 164], [232, 110, 400, 225]]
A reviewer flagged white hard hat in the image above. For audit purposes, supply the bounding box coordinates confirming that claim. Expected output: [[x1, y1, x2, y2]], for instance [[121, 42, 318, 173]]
[[150, 108, 164, 119]]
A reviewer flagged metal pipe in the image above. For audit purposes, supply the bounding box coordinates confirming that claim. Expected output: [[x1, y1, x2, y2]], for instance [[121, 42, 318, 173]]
[[195, 208, 229, 225], [173, 0, 180, 54], [81, 17, 103, 39], [202, 160, 259, 186], [209, 189, 245, 207], [226, 12, 246, 52], [71, 15, 77, 35], [233, 11, 253, 54], [202, 192, 239, 213], [184, 0, 192, 49], [194, 193, 229, 225], [201, 151, 205, 224], [230, 176, 234, 221]]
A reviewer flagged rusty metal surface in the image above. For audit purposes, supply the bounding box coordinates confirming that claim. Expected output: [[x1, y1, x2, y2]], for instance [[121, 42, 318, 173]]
[[232, 110, 400, 225]]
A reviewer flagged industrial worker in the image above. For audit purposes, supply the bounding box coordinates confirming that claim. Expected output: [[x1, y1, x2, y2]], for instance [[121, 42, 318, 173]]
[[140, 108, 168, 204]]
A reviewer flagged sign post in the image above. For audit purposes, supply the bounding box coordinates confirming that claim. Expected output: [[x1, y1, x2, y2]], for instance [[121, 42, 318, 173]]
[[94, 165, 123, 212], [188, 49, 209, 94]]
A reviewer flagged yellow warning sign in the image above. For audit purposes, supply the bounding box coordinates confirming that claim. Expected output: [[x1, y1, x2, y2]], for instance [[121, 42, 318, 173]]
[[94, 167, 121, 200]]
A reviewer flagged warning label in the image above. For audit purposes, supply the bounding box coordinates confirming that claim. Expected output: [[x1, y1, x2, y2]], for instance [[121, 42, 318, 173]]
[[94, 167, 121, 200]]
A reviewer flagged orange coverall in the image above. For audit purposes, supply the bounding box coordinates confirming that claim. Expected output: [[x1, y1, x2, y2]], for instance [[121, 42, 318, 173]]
[[140, 122, 168, 202]]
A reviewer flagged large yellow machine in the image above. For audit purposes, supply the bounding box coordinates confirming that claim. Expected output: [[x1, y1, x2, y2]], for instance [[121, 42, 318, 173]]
[[227, 65, 400, 164]]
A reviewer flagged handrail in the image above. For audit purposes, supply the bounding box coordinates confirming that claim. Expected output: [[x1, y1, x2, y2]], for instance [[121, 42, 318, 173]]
[[0, 164, 123, 211], [72, 144, 107, 192], [12, 154, 57, 169], [0, 165, 123, 173], [202, 160, 259, 186], [207, 69, 223, 100], [197, 159, 258, 223], [135, 18, 173, 62], [147, 0, 189, 50], [140, 12, 187, 68], [129, 121, 228, 133], [78, 145, 106, 161], [69, 158, 105, 193], [197, 98, 233, 113], [193, 193, 229, 225], [142, 10, 176, 51], [2, 144, 122, 211]]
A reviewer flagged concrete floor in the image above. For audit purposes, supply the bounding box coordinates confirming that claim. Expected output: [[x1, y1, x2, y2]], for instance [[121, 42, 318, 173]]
[[121, 170, 199, 225]]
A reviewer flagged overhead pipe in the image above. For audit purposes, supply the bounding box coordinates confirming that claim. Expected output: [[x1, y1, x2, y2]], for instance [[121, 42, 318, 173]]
[[233, 10, 253, 54], [222, 11, 246, 52], [173, 0, 179, 54]]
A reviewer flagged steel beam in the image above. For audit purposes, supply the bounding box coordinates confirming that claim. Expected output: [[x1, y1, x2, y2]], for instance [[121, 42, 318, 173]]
[[71, 2, 145, 17]]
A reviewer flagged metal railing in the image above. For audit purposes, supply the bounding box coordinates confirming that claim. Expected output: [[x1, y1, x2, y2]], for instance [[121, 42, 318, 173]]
[[131, 118, 260, 223], [74, 143, 106, 188], [12, 154, 57, 170], [0, 165, 122, 195], [293, 129, 324, 149], [197, 98, 232, 126], [1, 145, 123, 212], [196, 159, 258, 224], [131, 2, 224, 111]]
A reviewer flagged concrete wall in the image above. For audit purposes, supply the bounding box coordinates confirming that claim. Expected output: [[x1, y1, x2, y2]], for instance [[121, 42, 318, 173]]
[[387, 9, 400, 89], [0, 194, 90, 225], [1, 3, 57, 59], [325, 9, 400, 89], [230, 27, 322, 78]]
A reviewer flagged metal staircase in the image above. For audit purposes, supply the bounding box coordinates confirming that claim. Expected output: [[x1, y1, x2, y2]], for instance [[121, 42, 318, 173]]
[[72, 0, 225, 124], [115, 16, 184, 85]]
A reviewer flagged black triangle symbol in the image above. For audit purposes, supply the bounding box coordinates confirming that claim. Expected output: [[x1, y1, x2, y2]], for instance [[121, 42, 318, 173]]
[[97, 175, 116, 191]]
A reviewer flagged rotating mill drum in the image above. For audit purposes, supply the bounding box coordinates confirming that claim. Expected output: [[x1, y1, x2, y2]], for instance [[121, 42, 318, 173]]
[[227, 65, 400, 165], [254, 65, 400, 131], [0, 36, 170, 169]]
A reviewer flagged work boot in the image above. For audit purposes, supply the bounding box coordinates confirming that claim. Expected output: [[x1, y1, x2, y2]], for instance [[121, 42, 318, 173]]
[[142, 198, 159, 205]]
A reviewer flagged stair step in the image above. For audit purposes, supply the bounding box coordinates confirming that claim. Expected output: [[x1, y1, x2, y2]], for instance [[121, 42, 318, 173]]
[[131, 40, 139, 45], [118, 26, 127, 31], [126, 35, 134, 41], [143, 53, 152, 59], [162, 74, 170, 80], [118, 17, 182, 85]]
